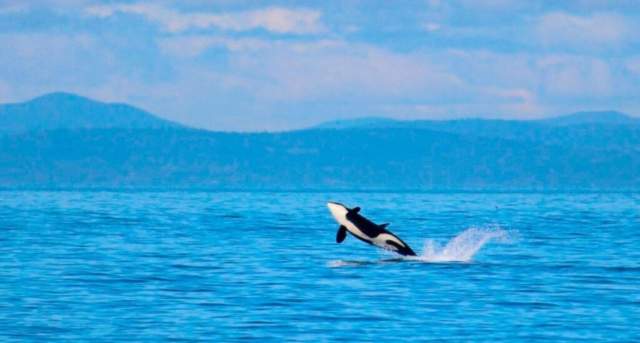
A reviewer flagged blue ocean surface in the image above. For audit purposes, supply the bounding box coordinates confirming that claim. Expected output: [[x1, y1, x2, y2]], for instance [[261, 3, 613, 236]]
[[1, 191, 639, 342]]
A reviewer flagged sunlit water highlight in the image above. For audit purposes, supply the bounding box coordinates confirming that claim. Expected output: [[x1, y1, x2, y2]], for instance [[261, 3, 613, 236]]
[[1, 191, 639, 341]]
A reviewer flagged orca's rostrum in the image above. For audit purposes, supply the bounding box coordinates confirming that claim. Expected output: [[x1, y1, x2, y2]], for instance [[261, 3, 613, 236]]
[[327, 202, 416, 256]]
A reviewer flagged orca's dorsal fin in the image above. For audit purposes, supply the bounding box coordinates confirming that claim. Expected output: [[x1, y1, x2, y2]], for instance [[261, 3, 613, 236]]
[[336, 225, 348, 243], [379, 223, 390, 229], [352, 207, 361, 213]]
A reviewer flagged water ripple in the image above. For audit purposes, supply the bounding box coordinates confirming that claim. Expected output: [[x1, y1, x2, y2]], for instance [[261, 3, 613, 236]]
[[0, 191, 639, 341]]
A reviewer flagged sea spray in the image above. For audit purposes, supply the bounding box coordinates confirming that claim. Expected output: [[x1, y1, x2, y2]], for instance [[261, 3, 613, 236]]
[[328, 227, 513, 267], [412, 227, 510, 262]]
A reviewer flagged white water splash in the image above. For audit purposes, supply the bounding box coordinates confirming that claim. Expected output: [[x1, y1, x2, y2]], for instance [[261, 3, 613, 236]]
[[328, 227, 512, 267], [410, 227, 510, 263], [327, 260, 358, 268]]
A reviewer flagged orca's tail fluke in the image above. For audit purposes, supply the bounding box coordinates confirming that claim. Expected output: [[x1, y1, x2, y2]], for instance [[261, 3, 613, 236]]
[[399, 239, 417, 256], [399, 245, 417, 256]]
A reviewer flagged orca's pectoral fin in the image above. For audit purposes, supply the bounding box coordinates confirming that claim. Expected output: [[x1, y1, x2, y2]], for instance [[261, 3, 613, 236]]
[[336, 225, 348, 243]]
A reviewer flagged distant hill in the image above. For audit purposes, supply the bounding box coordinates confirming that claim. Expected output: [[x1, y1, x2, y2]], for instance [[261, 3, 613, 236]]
[[314, 111, 639, 130], [1, 126, 638, 190], [312, 111, 640, 143], [541, 111, 640, 126], [0, 92, 181, 131], [314, 117, 400, 129], [0, 93, 638, 190]]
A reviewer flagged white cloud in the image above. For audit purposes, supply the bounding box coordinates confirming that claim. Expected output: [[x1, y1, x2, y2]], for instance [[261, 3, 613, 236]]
[[157, 33, 630, 111], [158, 35, 343, 57], [158, 35, 467, 104], [0, 32, 100, 69], [159, 36, 272, 57], [443, 49, 621, 100], [487, 88, 540, 113], [86, 3, 324, 34], [227, 42, 465, 102], [536, 54, 614, 97], [2, 11, 638, 129], [379, 100, 546, 121], [535, 12, 631, 48], [0, 32, 123, 103]]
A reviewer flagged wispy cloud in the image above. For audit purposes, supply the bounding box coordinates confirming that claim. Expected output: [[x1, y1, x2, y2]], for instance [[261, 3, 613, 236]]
[[159, 36, 272, 57], [158, 35, 343, 57], [2, 1, 640, 129], [535, 12, 632, 48], [181, 39, 464, 102], [86, 3, 325, 34], [536, 54, 614, 98]]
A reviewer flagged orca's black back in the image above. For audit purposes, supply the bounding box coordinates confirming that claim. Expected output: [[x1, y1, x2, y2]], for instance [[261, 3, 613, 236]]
[[346, 211, 386, 237], [344, 207, 416, 256]]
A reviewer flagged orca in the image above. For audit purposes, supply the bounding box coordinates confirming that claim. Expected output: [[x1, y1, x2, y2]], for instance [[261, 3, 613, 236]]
[[327, 201, 416, 256]]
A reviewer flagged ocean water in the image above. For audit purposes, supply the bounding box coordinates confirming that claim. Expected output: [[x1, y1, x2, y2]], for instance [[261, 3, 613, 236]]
[[1, 191, 639, 342]]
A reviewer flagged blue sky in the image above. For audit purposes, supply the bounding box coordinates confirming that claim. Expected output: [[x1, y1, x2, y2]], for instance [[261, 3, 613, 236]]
[[1, 0, 639, 130]]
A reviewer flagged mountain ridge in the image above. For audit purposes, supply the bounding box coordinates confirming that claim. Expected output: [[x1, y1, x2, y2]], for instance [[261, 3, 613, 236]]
[[0, 92, 638, 190], [0, 92, 182, 131], [313, 111, 639, 130], [1, 92, 638, 133]]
